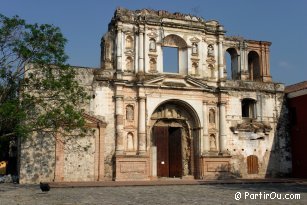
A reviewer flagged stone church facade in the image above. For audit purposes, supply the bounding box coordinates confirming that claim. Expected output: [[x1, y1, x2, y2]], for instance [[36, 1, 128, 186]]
[[19, 8, 291, 183]]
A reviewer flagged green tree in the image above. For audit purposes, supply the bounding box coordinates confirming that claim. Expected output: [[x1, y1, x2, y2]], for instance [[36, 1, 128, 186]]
[[0, 14, 88, 141]]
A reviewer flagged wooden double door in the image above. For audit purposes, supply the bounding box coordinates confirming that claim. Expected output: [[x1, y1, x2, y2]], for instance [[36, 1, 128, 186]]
[[154, 126, 182, 178]]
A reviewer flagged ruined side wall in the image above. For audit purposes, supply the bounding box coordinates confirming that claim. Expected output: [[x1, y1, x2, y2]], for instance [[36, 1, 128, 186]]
[[19, 133, 55, 184], [225, 87, 291, 178]]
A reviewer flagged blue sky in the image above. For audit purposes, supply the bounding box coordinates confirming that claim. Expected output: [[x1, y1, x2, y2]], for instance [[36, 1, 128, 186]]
[[1, 0, 306, 85]]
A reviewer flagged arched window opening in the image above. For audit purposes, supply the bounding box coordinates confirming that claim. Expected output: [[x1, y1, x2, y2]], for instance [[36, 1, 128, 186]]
[[125, 35, 133, 49], [242, 98, 256, 118], [162, 34, 188, 74], [225, 48, 239, 80], [247, 155, 259, 174], [248, 51, 261, 81], [163, 47, 178, 73]]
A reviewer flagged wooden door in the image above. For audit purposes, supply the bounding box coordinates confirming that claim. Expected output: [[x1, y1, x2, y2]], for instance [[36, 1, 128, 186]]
[[154, 126, 169, 177], [247, 155, 259, 174], [169, 127, 182, 177]]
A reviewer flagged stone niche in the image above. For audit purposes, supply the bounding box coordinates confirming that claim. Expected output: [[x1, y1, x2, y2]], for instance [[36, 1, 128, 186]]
[[115, 155, 150, 181]]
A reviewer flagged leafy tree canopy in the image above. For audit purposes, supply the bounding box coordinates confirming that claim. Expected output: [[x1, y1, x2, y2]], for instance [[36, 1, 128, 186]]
[[0, 14, 89, 140]]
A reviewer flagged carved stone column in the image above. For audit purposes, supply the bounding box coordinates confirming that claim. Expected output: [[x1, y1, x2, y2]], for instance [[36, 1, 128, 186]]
[[138, 96, 146, 154], [203, 101, 209, 154], [218, 38, 224, 80], [135, 34, 139, 73], [138, 27, 144, 72], [116, 25, 122, 72], [218, 101, 227, 154], [115, 95, 124, 154]]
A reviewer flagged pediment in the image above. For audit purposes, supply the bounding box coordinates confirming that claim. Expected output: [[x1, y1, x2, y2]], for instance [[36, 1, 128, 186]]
[[143, 75, 214, 91]]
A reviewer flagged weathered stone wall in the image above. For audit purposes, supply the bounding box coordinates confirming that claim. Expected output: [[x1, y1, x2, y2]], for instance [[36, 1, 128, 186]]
[[19, 133, 55, 184], [91, 84, 115, 180], [63, 130, 97, 181]]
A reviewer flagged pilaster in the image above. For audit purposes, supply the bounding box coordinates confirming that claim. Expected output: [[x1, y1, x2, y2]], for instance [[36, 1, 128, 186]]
[[202, 101, 209, 154], [138, 96, 146, 154], [218, 101, 227, 154]]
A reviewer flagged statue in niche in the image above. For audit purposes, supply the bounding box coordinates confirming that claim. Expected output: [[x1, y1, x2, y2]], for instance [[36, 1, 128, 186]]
[[127, 133, 134, 151], [192, 43, 198, 54], [209, 109, 215, 124], [126, 105, 134, 121], [210, 134, 217, 151], [149, 39, 156, 51], [208, 45, 214, 57]]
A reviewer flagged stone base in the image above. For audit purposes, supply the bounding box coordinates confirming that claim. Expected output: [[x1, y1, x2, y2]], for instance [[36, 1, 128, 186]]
[[115, 155, 150, 181], [201, 156, 232, 180]]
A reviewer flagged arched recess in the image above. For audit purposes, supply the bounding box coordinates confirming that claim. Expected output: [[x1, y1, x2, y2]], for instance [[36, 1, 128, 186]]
[[225, 48, 239, 80], [162, 34, 188, 75], [149, 99, 201, 179], [248, 51, 261, 81]]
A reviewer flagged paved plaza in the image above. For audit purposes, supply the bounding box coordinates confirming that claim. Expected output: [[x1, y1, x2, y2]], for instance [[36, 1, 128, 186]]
[[0, 182, 307, 205]]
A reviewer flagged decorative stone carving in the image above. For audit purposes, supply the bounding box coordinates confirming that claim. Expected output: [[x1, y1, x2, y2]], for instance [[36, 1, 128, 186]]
[[151, 105, 186, 120], [208, 44, 214, 57], [192, 43, 198, 55], [230, 120, 272, 134]]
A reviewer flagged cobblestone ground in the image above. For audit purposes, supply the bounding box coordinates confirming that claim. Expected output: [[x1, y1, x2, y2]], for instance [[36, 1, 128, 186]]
[[0, 183, 307, 205]]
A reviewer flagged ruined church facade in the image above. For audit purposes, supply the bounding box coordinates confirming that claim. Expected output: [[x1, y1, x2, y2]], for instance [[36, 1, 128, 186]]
[[19, 8, 291, 183]]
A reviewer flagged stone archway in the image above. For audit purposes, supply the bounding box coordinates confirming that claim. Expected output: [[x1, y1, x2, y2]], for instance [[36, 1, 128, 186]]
[[149, 100, 201, 179]]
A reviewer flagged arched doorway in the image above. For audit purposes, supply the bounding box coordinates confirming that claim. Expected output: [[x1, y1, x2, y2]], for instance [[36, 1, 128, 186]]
[[149, 100, 201, 179]]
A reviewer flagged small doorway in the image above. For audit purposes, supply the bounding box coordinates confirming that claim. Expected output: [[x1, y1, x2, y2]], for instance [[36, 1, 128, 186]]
[[154, 126, 182, 178]]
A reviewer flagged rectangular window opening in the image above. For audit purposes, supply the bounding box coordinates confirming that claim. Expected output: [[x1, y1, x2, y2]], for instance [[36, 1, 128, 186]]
[[163, 47, 179, 73]]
